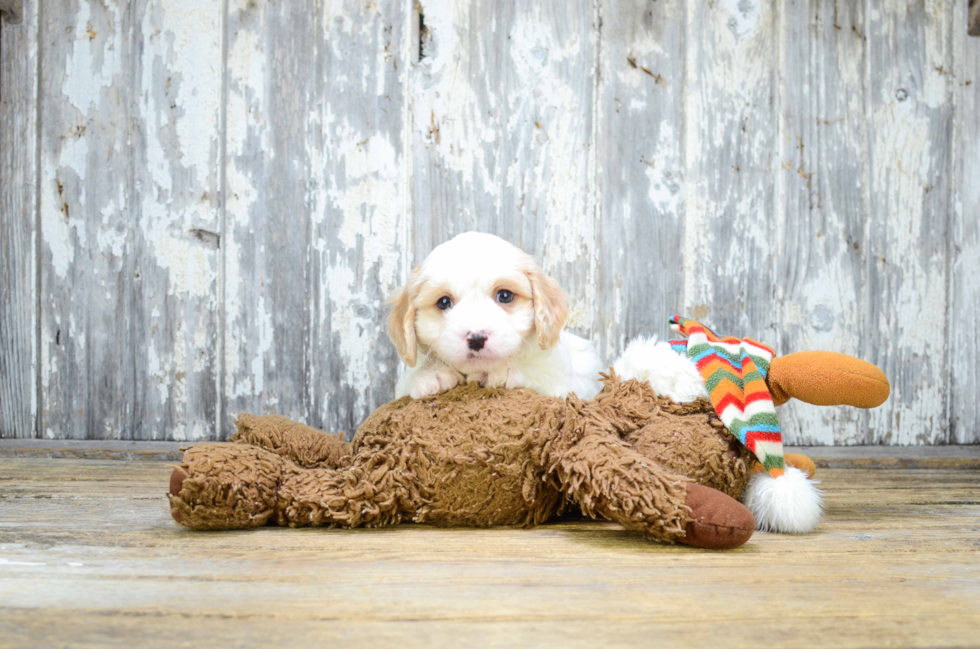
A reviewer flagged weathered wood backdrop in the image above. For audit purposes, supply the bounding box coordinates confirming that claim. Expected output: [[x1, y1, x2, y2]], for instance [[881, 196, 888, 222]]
[[1, 0, 978, 444]]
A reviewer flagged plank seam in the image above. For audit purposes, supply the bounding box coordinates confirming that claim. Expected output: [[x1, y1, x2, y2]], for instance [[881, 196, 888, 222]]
[[127, 1, 140, 440], [32, 0, 42, 439], [774, 0, 787, 400], [943, 0, 960, 444], [861, 0, 874, 445], [589, 0, 601, 341], [217, 0, 230, 440]]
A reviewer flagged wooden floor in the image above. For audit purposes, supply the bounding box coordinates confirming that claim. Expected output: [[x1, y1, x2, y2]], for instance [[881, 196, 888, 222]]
[[1, 457, 979, 648]]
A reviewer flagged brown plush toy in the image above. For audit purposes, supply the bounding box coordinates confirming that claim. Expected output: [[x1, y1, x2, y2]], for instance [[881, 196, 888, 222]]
[[168, 349, 889, 550]]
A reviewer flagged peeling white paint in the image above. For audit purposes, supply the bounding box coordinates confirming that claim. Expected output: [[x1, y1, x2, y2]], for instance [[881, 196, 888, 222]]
[[62, 2, 121, 113], [16, 0, 975, 445], [41, 135, 88, 279]]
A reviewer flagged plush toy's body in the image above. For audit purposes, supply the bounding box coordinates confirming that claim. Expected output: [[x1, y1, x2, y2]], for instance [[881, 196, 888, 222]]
[[169, 340, 890, 550], [171, 376, 756, 548]]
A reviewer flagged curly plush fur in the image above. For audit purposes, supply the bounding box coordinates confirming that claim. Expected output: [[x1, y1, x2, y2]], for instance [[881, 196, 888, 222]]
[[170, 374, 756, 549]]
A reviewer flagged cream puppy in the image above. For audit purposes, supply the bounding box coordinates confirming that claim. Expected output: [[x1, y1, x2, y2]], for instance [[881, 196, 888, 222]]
[[388, 232, 602, 400]]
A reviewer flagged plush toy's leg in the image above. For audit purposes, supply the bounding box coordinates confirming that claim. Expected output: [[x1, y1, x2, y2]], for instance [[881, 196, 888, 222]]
[[625, 416, 754, 500], [555, 431, 755, 549], [169, 442, 411, 530], [169, 443, 285, 529], [273, 459, 408, 528], [231, 413, 352, 469], [767, 352, 890, 408]]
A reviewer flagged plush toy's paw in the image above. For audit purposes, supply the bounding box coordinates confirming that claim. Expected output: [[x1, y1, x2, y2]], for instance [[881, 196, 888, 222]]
[[679, 484, 756, 550], [408, 367, 465, 399], [752, 452, 817, 479], [741, 466, 823, 534]]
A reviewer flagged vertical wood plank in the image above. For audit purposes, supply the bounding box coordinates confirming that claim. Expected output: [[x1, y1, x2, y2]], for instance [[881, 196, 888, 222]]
[[593, 0, 687, 359], [950, 0, 980, 443], [223, 0, 411, 437], [411, 0, 597, 335], [863, 0, 952, 444], [131, 0, 223, 440], [773, 0, 873, 445], [39, 0, 136, 439], [223, 0, 318, 433], [39, 0, 222, 440], [308, 0, 411, 435], [0, 0, 38, 438], [681, 0, 780, 343]]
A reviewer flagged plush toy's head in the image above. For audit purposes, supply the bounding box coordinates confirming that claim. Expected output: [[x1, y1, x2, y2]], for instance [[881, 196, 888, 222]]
[[665, 316, 890, 534]]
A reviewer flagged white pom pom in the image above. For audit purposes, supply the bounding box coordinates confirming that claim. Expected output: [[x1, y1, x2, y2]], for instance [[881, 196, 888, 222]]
[[612, 336, 709, 403], [741, 466, 823, 534]]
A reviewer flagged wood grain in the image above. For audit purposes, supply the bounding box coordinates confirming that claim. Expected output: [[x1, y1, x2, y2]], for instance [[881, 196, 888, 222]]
[[37, 0, 222, 441], [38, 0, 137, 439], [0, 0, 23, 24], [593, 0, 686, 359], [222, 0, 319, 434], [681, 0, 779, 343], [1, 458, 978, 647], [131, 0, 223, 441], [307, 0, 412, 437], [0, 0, 37, 439], [774, 0, 873, 445], [950, 0, 980, 443], [863, 0, 953, 444], [223, 0, 411, 439], [411, 0, 599, 335], [2, 0, 978, 444]]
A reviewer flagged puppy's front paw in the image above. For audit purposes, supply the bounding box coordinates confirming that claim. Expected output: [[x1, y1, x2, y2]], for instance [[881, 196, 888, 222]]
[[408, 367, 465, 399], [482, 368, 527, 390]]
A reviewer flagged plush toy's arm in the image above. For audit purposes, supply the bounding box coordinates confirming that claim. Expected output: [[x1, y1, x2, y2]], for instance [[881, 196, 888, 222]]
[[553, 411, 755, 549], [232, 413, 352, 469], [766, 352, 890, 408]]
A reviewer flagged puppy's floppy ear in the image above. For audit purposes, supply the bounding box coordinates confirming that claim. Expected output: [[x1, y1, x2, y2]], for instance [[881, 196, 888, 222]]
[[387, 268, 420, 367], [525, 260, 568, 350]]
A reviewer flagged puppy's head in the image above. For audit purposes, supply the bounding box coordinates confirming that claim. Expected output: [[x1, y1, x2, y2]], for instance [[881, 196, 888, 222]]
[[387, 232, 568, 370]]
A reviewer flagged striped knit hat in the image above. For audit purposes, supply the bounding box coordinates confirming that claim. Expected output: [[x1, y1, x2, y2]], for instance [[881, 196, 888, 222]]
[[668, 316, 785, 478]]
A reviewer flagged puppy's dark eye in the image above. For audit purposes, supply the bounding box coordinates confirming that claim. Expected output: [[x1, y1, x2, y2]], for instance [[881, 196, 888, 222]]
[[437, 296, 453, 310], [496, 289, 515, 304]]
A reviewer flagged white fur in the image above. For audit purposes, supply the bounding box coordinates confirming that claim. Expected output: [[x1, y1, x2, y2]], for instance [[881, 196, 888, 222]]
[[612, 336, 709, 403], [741, 466, 823, 534], [393, 233, 603, 400], [396, 331, 602, 400]]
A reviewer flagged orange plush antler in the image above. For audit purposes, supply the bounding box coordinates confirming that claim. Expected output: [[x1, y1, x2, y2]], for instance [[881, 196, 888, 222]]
[[749, 352, 890, 479], [766, 351, 890, 409]]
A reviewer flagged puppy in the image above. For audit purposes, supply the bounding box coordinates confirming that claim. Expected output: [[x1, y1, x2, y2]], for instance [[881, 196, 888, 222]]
[[387, 232, 602, 400]]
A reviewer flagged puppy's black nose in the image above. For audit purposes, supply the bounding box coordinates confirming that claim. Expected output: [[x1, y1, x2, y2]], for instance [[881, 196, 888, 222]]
[[467, 332, 488, 351]]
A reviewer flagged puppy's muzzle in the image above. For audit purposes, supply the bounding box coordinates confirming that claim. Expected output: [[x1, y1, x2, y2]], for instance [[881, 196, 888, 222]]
[[466, 332, 488, 351]]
